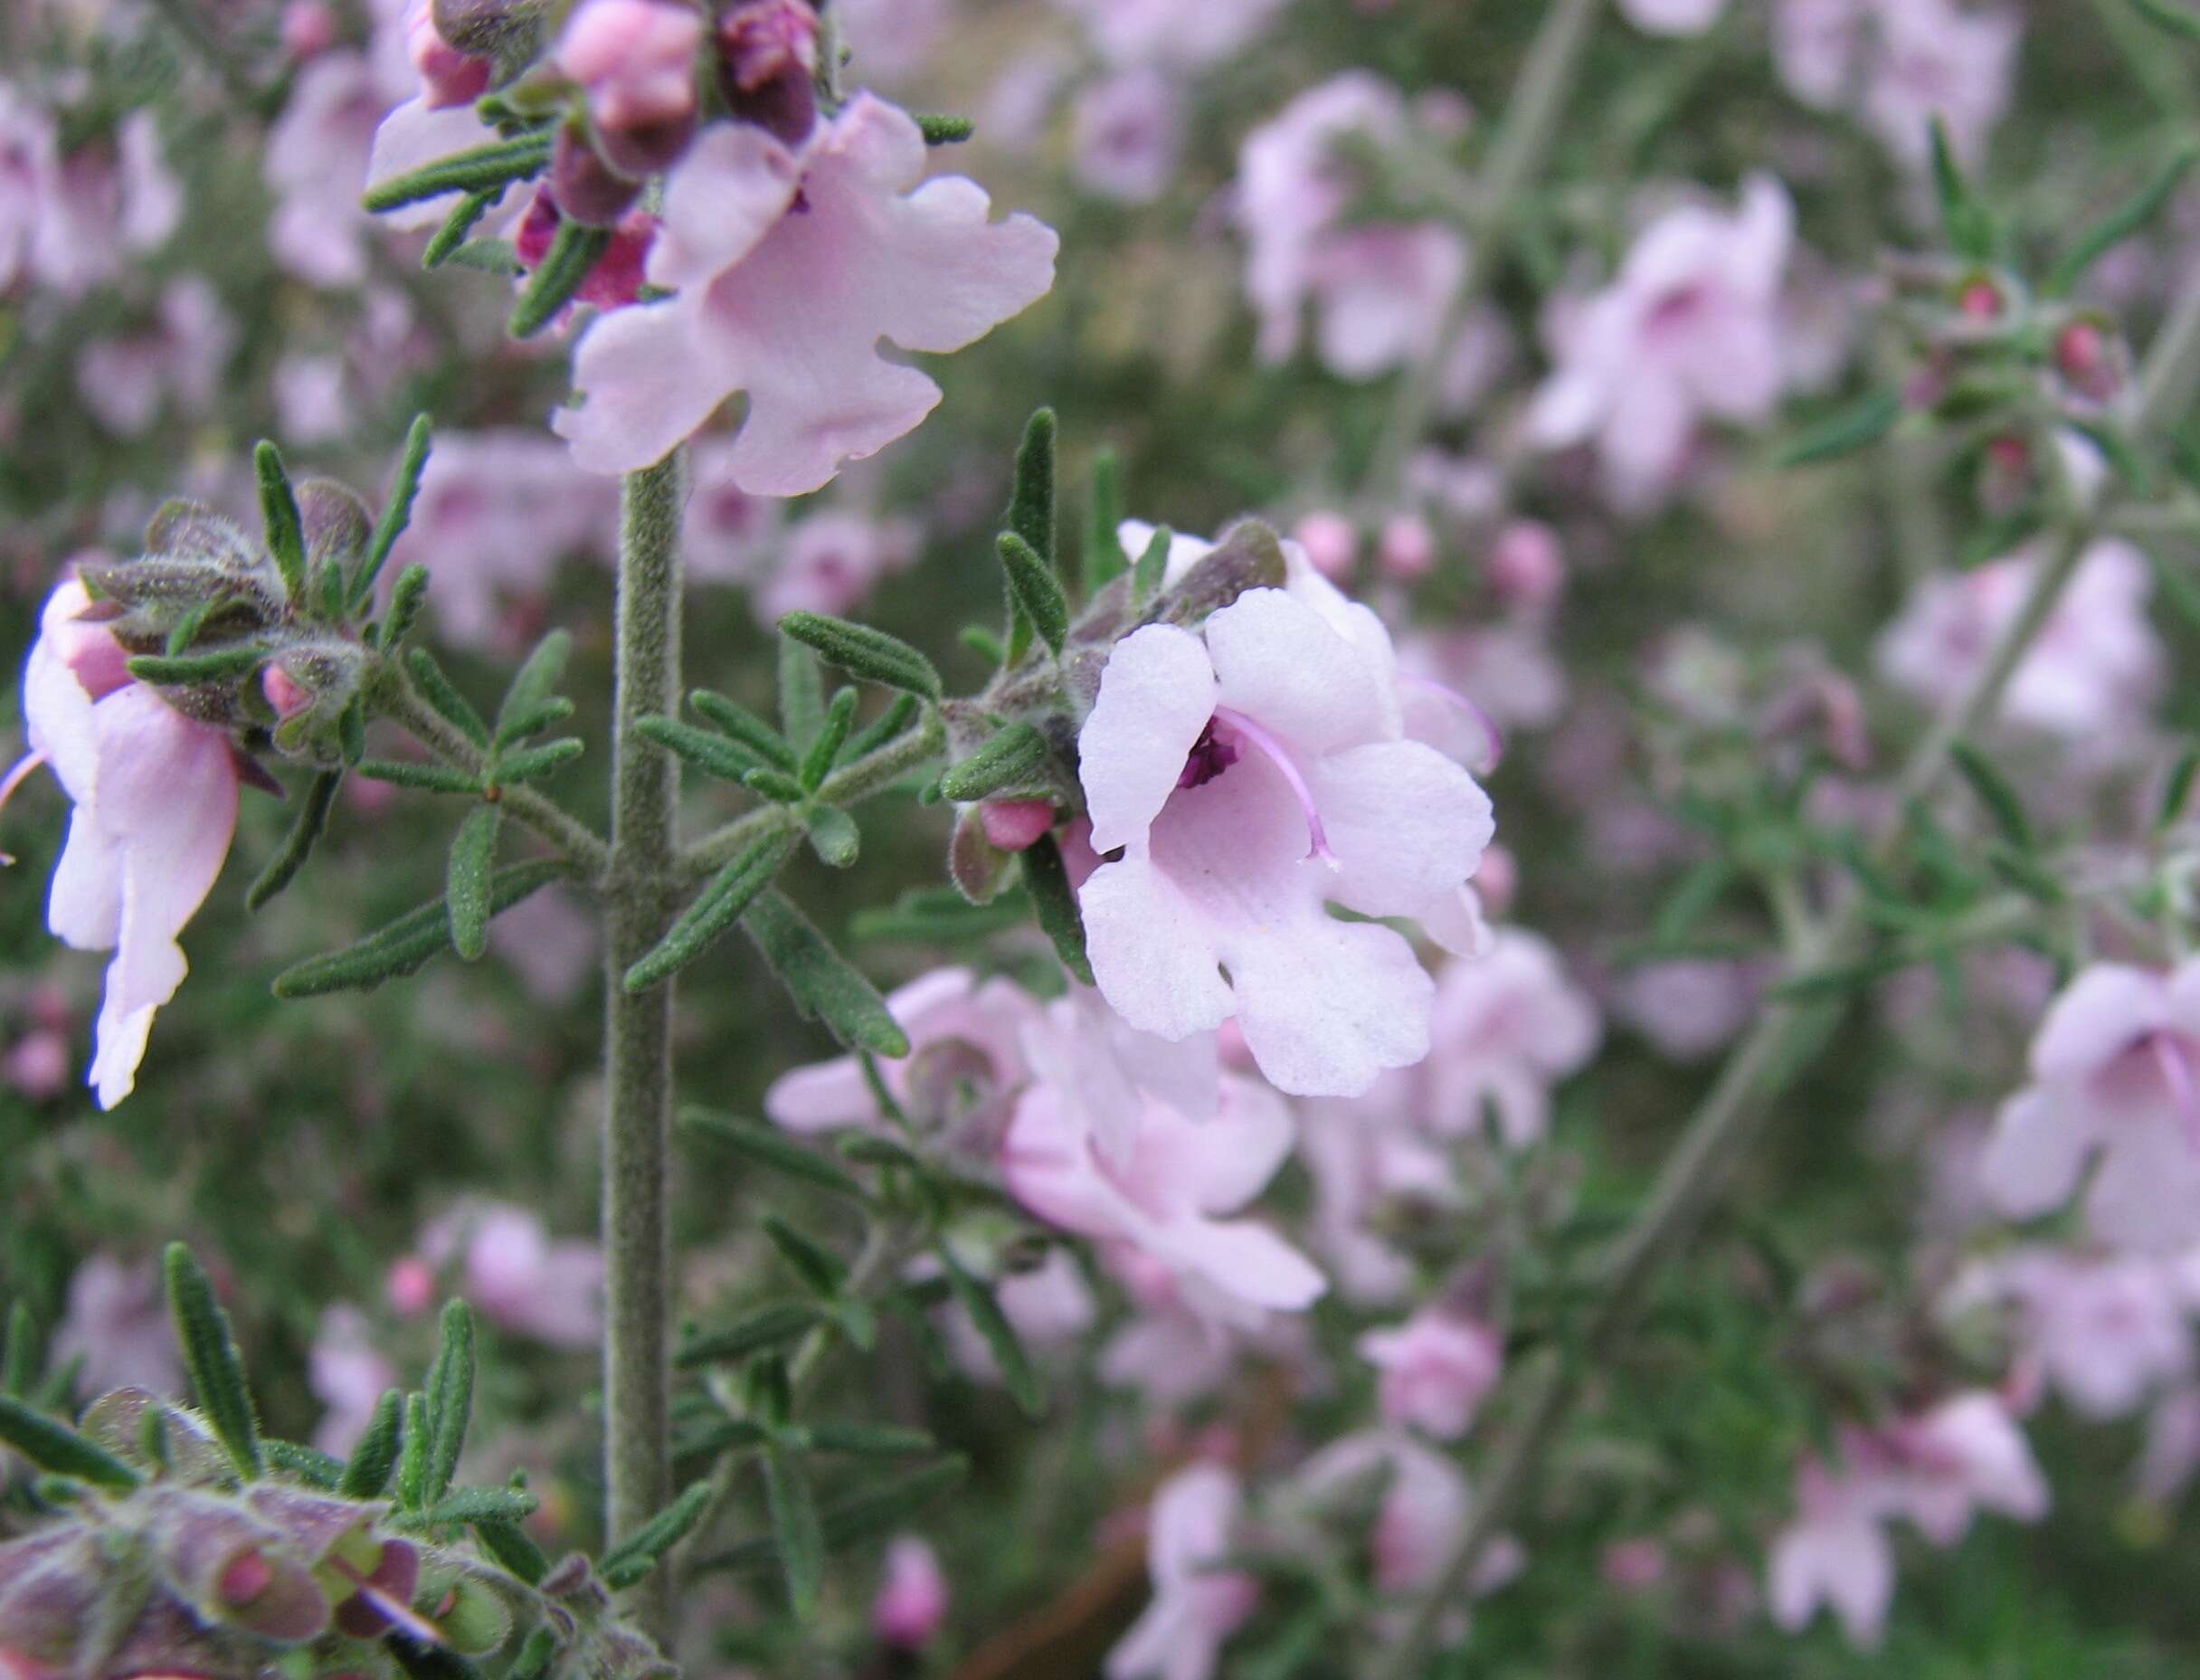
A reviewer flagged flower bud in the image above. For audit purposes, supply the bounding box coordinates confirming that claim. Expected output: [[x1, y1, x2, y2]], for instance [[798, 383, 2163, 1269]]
[[1291, 509, 1357, 579], [281, 1, 338, 57], [550, 121, 645, 225], [1487, 519, 1563, 612], [1377, 513, 1437, 581], [409, 0, 493, 109], [978, 798, 1055, 852], [716, 0, 819, 146], [516, 187, 658, 306], [2053, 317, 2123, 403], [872, 1536, 948, 1649], [560, 0, 704, 177]]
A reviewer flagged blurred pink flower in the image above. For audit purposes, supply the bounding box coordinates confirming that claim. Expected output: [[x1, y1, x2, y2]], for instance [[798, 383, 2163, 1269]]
[[421, 1201, 604, 1348], [1071, 69, 1185, 204], [1774, 0, 2019, 170], [1055, 0, 1285, 68], [559, 0, 703, 139], [1877, 539, 2162, 747], [1106, 1464, 1258, 1680], [488, 884, 600, 1004], [753, 509, 920, 623], [52, 1253, 183, 1399], [1528, 174, 1794, 510], [75, 277, 237, 438], [1359, 1305, 1503, 1440], [944, 1248, 1095, 1383], [1979, 1249, 2195, 1418], [872, 1534, 949, 1648], [1237, 74, 1467, 379], [309, 1305, 398, 1456], [554, 95, 1057, 490], [1611, 956, 1761, 1064], [1076, 553, 1493, 1096], [1980, 963, 2200, 1255], [1421, 931, 1599, 1146], [1769, 1457, 1895, 1647], [1294, 1430, 1515, 1599], [5, 575, 241, 1108], [1298, 1105, 1458, 1305], [683, 436, 787, 583], [4, 107, 177, 298]]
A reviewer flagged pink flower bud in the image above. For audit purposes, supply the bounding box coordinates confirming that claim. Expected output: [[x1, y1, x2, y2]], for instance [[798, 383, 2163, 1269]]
[[872, 1536, 948, 1648], [262, 661, 313, 720], [281, 1, 338, 57], [561, 0, 705, 173], [385, 1255, 436, 1316], [978, 798, 1055, 852], [1958, 278, 2004, 319], [1377, 514, 1437, 581], [408, 0, 492, 109], [1487, 519, 1563, 612], [1600, 1537, 1668, 1590], [716, 0, 820, 145], [516, 189, 659, 308], [219, 1548, 275, 1607], [4, 1031, 71, 1102], [1292, 509, 1357, 579], [550, 123, 646, 225], [2054, 318, 2120, 403], [1358, 1306, 1503, 1441]]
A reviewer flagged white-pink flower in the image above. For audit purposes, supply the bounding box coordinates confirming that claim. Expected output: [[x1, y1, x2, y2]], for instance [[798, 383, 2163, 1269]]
[[1877, 539, 2163, 747], [5, 576, 242, 1108], [1071, 69, 1186, 204], [1774, 0, 2019, 171], [872, 1534, 950, 1648], [1236, 74, 1468, 380], [1977, 1248, 2195, 1418], [554, 95, 1057, 491], [752, 509, 920, 624], [1293, 1430, 1519, 1601], [419, 1201, 604, 1348], [1106, 1464, 1258, 1680], [1002, 1003, 1322, 1316], [1768, 1456, 1897, 1647], [559, 0, 705, 136], [1075, 543, 1494, 1097], [1359, 1305, 1503, 1441], [51, 1253, 183, 1399], [1054, 0, 1285, 68], [1527, 174, 1794, 510], [1980, 963, 2200, 1255]]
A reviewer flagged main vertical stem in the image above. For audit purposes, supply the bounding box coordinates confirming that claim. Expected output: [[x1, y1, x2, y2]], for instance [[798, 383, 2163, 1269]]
[[602, 449, 685, 1635]]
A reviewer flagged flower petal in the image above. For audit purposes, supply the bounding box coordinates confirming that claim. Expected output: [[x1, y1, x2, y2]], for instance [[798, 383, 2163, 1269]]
[[1080, 624, 1217, 855]]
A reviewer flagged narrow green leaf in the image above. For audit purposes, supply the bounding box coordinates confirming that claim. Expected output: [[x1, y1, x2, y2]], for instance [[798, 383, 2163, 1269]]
[[914, 112, 975, 144], [600, 1481, 715, 1590], [271, 859, 574, 997], [1007, 407, 1057, 565], [780, 612, 943, 699], [744, 766, 808, 802], [473, 1517, 549, 1585], [1929, 118, 1994, 261], [2161, 743, 2200, 830], [496, 698, 575, 753], [742, 890, 909, 1056], [509, 1625, 559, 1680], [422, 1301, 476, 1505], [424, 1486, 537, 1527], [640, 715, 776, 783], [1084, 448, 1125, 593], [998, 531, 1069, 657], [763, 1217, 850, 1297], [355, 417, 432, 612], [939, 722, 1052, 802], [1776, 392, 1901, 467], [1021, 835, 1095, 984], [1949, 739, 2034, 850], [681, 1109, 869, 1200], [626, 830, 801, 992], [676, 1303, 822, 1369], [256, 441, 307, 601], [840, 693, 919, 764], [801, 1421, 934, 1456], [127, 644, 268, 685], [408, 650, 491, 748], [422, 188, 498, 269], [264, 1439, 343, 1487], [800, 688, 859, 792], [802, 804, 860, 868], [355, 759, 485, 795], [245, 770, 342, 911], [509, 221, 612, 338], [444, 237, 520, 276], [446, 804, 502, 963], [779, 631, 827, 744], [493, 739, 584, 784], [3, 1303, 38, 1398], [340, 1390, 404, 1497], [497, 630, 572, 736], [378, 563, 431, 650], [761, 1443, 825, 1618], [691, 688, 800, 770], [164, 1244, 261, 1479], [2134, 0, 2200, 35], [164, 598, 217, 657], [961, 624, 1006, 665], [852, 885, 1034, 945], [361, 131, 552, 213], [397, 1391, 431, 1509], [2048, 142, 2200, 296], [0, 1395, 140, 1489], [1131, 524, 1172, 607], [937, 1248, 1044, 1418]]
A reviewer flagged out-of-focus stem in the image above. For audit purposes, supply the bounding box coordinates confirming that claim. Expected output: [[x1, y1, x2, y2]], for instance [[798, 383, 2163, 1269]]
[[602, 450, 686, 1638], [1373, 267, 2200, 1680], [1361, 0, 1606, 499]]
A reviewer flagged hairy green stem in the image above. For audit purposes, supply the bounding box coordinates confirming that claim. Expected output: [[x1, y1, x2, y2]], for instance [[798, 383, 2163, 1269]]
[[1360, 0, 1606, 499], [386, 679, 610, 875], [1373, 267, 2200, 1679], [602, 450, 686, 1637]]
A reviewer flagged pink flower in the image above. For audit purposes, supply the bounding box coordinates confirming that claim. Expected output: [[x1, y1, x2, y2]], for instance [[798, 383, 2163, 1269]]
[[0, 88, 58, 291], [1106, 1464, 1258, 1680], [1003, 999, 1321, 1315], [1293, 1431, 1509, 1599], [683, 435, 786, 582], [1769, 1457, 1896, 1647], [1610, 956, 1760, 1064], [5, 577, 242, 1108], [308, 1305, 398, 1456], [10, 109, 178, 299], [944, 1248, 1095, 1383], [753, 509, 920, 623], [1527, 174, 1794, 509], [766, 966, 1039, 1145], [276, 53, 399, 286], [1980, 1249, 2194, 1418], [1981, 963, 2200, 1255], [1071, 70, 1186, 204], [1298, 1105, 1457, 1305], [1775, 0, 2019, 171], [51, 1253, 183, 1399], [1877, 539, 2162, 747], [1620, 0, 1726, 34], [872, 1534, 949, 1648], [1054, 0, 1285, 68], [1359, 1306, 1503, 1441], [1420, 931, 1599, 1145], [1075, 548, 1494, 1096], [1237, 74, 1468, 380], [553, 94, 1057, 491], [1883, 1391, 2048, 1543], [422, 1202, 604, 1348]]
